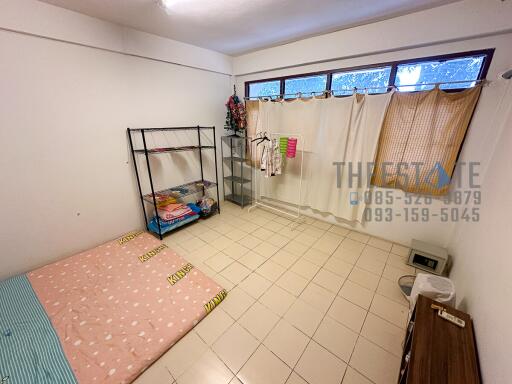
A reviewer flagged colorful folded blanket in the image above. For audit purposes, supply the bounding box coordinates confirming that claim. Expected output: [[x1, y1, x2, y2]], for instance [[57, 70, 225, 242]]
[[157, 203, 193, 221]]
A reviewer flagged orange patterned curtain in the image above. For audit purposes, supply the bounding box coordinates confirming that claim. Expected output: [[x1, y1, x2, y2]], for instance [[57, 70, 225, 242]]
[[371, 85, 482, 195]]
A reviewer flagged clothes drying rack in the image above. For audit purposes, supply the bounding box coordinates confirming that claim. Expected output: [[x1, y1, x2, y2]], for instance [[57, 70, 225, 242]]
[[127, 126, 220, 240], [248, 132, 304, 220]]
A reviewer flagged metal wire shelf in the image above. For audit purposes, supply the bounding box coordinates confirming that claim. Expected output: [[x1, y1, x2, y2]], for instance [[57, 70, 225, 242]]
[[142, 180, 217, 203]]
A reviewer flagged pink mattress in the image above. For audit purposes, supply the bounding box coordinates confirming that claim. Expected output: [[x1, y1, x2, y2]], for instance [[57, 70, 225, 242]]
[[27, 230, 227, 383]]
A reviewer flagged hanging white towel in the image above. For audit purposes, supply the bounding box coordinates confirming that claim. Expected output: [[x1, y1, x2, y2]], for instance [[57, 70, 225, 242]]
[[307, 92, 393, 222]]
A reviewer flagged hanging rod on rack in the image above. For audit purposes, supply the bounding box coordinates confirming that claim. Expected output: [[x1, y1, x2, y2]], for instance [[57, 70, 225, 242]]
[[243, 79, 487, 100]]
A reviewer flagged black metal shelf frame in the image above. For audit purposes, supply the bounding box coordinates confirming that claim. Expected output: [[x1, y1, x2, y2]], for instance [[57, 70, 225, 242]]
[[221, 135, 252, 208], [127, 125, 220, 240]]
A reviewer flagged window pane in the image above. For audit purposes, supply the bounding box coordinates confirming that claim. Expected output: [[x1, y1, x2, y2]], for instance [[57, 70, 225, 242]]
[[249, 80, 280, 98], [284, 75, 327, 98], [395, 56, 485, 92], [331, 67, 392, 96]]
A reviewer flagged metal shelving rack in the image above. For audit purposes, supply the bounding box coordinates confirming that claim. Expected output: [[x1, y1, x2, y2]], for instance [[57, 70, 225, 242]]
[[127, 126, 220, 239], [221, 135, 252, 207]]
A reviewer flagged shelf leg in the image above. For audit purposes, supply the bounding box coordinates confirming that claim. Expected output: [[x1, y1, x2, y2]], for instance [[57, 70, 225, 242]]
[[213, 126, 221, 214], [127, 128, 148, 229], [197, 125, 205, 197], [142, 130, 163, 239]]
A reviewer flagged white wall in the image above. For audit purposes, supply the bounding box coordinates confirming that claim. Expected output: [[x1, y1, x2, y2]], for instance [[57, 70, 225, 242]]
[[0, 0, 232, 75], [233, 0, 512, 75], [0, 28, 231, 280], [448, 83, 512, 383]]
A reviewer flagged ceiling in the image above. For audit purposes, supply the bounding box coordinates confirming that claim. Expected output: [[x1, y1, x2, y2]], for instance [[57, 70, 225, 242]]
[[39, 0, 457, 56]]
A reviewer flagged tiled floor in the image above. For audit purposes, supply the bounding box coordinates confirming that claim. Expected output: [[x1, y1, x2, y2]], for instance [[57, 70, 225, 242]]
[[134, 202, 417, 384]]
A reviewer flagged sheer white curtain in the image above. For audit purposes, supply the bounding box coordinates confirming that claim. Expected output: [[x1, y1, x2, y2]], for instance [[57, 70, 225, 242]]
[[256, 92, 392, 222]]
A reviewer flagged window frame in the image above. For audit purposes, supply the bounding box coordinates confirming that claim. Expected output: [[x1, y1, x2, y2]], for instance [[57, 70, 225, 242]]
[[244, 49, 495, 98]]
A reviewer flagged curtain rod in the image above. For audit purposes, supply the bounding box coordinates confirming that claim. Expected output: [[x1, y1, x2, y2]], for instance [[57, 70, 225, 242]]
[[243, 79, 486, 100]]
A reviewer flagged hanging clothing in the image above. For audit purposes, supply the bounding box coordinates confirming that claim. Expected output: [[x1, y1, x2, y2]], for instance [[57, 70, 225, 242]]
[[256, 93, 392, 223], [259, 138, 282, 177]]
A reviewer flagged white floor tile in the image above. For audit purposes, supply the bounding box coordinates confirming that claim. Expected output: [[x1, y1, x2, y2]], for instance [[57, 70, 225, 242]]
[[302, 248, 331, 266], [324, 257, 353, 278], [272, 250, 301, 268], [299, 282, 336, 313], [284, 299, 324, 337], [264, 319, 310, 367], [238, 345, 292, 384], [211, 236, 236, 251], [348, 267, 380, 291], [360, 313, 404, 357], [295, 233, 319, 247], [290, 259, 320, 280], [238, 273, 272, 299], [162, 332, 207, 378], [295, 341, 347, 384], [268, 233, 291, 248], [313, 316, 358, 363], [178, 349, 234, 384], [369, 294, 408, 329], [282, 241, 310, 256], [332, 247, 361, 265], [226, 229, 248, 242], [339, 280, 374, 310], [390, 244, 410, 257], [256, 260, 287, 282], [254, 242, 280, 258], [286, 372, 309, 384], [133, 358, 174, 384], [214, 274, 236, 292], [259, 285, 296, 316], [252, 227, 275, 241], [327, 297, 367, 333], [195, 308, 234, 345], [205, 253, 235, 273], [239, 301, 280, 341], [339, 239, 366, 253], [223, 242, 250, 260], [355, 256, 385, 276], [276, 271, 310, 296], [367, 237, 393, 252], [212, 322, 259, 372], [328, 225, 350, 236], [238, 234, 262, 249], [350, 337, 400, 384], [312, 269, 345, 293], [312, 233, 343, 255], [220, 287, 255, 320], [376, 277, 409, 306], [221, 262, 252, 285], [238, 251, 267, 270], [347, 232, 370, 244], [382, 264, 415, 283], [342, 367, 373, 384]]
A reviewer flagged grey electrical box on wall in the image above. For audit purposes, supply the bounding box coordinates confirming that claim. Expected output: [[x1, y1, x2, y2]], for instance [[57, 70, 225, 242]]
[[408, 239, 449, 275]]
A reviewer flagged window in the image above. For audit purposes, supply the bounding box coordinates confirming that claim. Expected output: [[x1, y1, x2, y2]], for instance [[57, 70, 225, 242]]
[[395, 55, 487, 92], [331, 67, 391, 95], [245, 49, 493, 98], [284, 75, 327, 98], [248, 80, 280, 99]]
